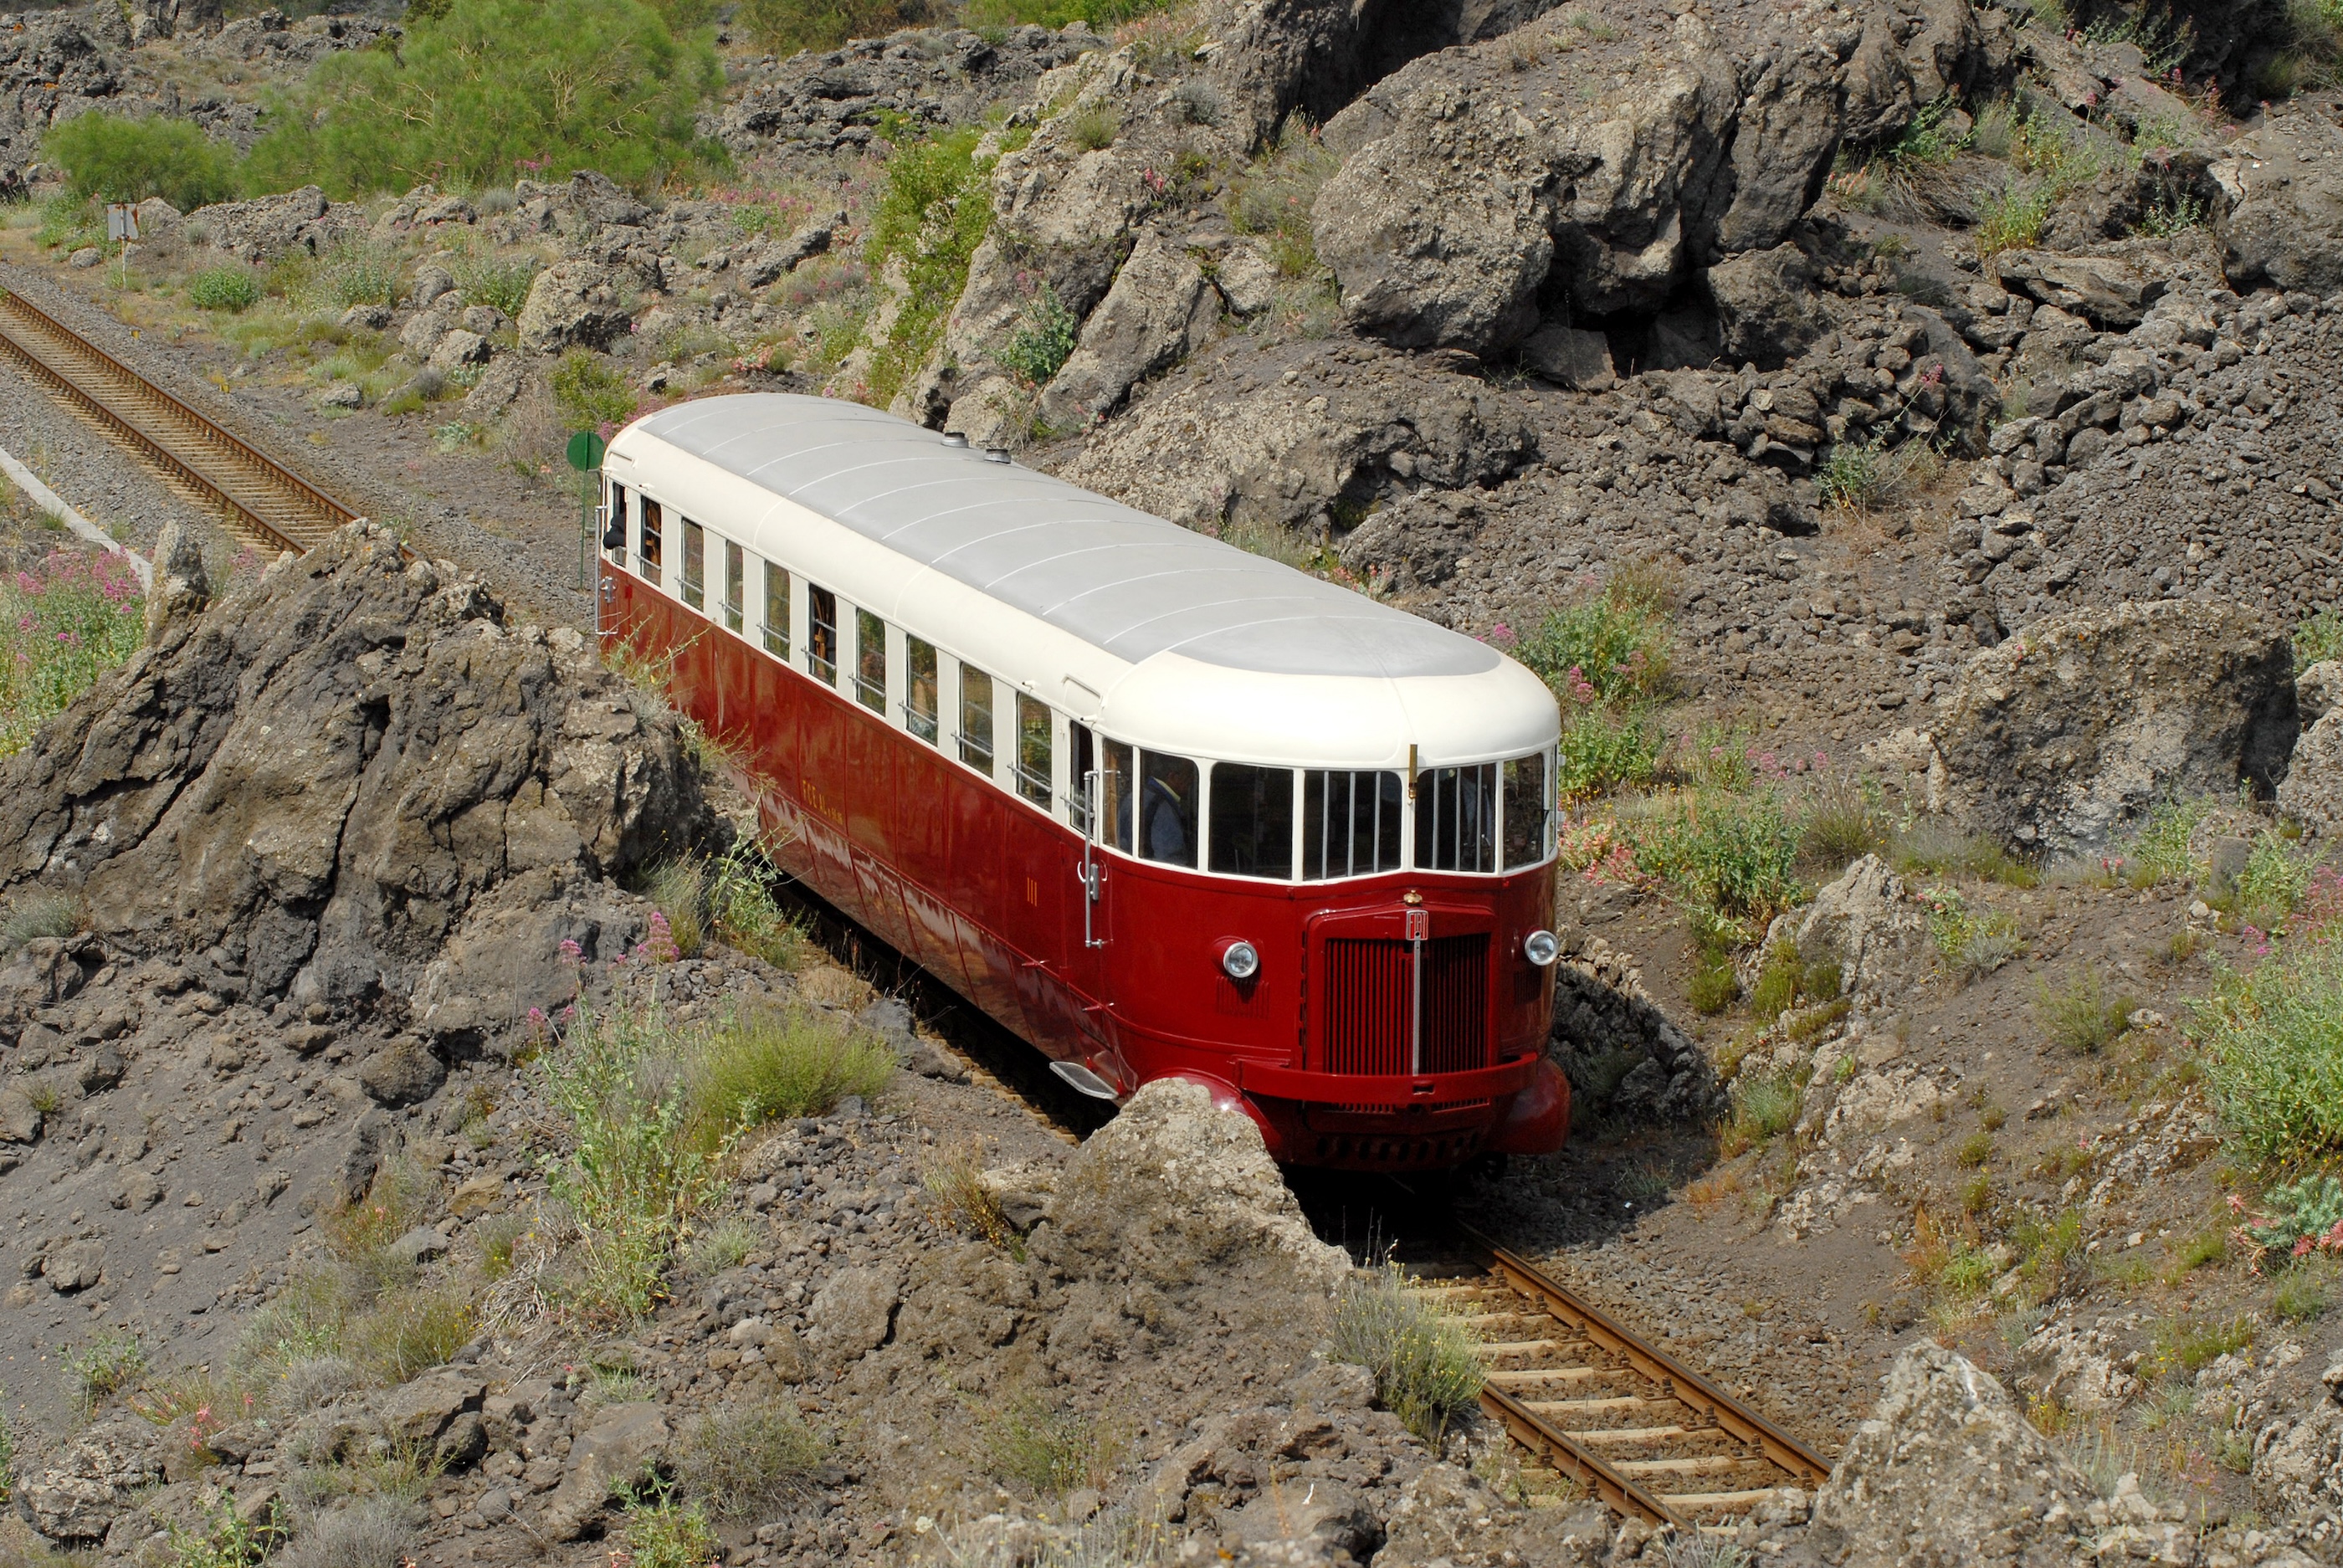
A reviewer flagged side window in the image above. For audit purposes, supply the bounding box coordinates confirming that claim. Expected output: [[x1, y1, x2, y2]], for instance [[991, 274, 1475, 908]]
[[722, 541, 745, 633], [854, 609, 887, 713], [1416, 762, 1498, 873], [1502, 751, 1550, 869], [958, 665, 995, 775], [1101, 738, 1132, 853], [906, 637, 940, 743], [761, 561, 789, 656], [807, 585, 838, 685], [680, 520, 705, 611], [1302, 770, 1404, 879], [606, 481, 627, 563], [1013, 694, 1053, 807], [1138, 751, 1199, 868], [638, 499, 663, 583], [1209, 763, 1294, 879]]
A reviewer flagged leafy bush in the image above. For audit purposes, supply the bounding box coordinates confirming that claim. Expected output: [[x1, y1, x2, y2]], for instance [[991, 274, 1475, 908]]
[[1327, 1264, 1484, 1445], [551, 350, 638, 431], [997, 283, 1079, 387], [736, 0, 921, 52], [2242, 1175, 2343, 1265], [678, 1401, 828, 1517], [862, 126, 997, 407], [1512, 580, 1672, 707], [1817, 434, 1886, 510], [2297, 608, 2343, 669], [2190, 937, 2343, 1163], [1622, 789, 1803, 926], [2123, 797, 2207, 887], [2234, 830, 2315, 925], [1976, 180, 2053, 256], [454, 254, 539, 317], [244, 0, 723, 197], [2033, 971, 2134, 1053], [165, 1495, 281, 1568], [189, 266, 263, 312], [619, 1483, 715, 1568], [689, 1005, 896, 1132], [66, 1331, 148, 1413], [1, 548, 146, 757], [1925, 886, 2022, 979], [44, 113, 237, 211]]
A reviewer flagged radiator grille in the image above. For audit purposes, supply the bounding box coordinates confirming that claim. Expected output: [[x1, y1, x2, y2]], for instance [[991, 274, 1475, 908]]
[[1320, 934, 1489, 1075]]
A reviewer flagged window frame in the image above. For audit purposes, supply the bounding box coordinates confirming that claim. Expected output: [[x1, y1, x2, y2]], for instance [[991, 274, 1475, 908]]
[[806, 584, 839, 686], [853, 607, 888, 714], [606, 481, 628, 566], [957, 663, 996, 776], [1012, 691, 1054, 808], [722, 540, 745, 634], [761, 559, 790, 657], [1207, 761, 1296, 881], [905, 635, 941, 745], [637, 497, 663, 585], [679, 518, 706, 612]]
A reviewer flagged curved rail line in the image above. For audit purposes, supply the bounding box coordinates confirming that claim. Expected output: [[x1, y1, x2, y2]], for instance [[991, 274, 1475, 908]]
[[0, 286, 357, 553], [1418, 1227, 1833, 1528]]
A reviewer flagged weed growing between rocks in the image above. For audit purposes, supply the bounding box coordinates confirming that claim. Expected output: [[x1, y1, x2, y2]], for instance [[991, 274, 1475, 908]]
[[272, 1499, 415, 1568], [922, 1140, 1027, 1259], [1923, 885, 2022, 980], [163, 1496, 282, 1568], [973, 1390, 1121, 1498], [1718, 1067, 1804, 1158], [66, 1332, 148, 1415], [0, 547, 146, 756], [618, 1479, 715, 1568], [864, 126, 998, 407], [2189, 931, 2343, 1164], [2033, 971, 2135, 1053], [1326, 1264, 1484, 1447], [677, 1401, 829, 1518], [0, 889, 85, 951], [690, 1005, 896, 1130], [1228, 117, 1338, 279]]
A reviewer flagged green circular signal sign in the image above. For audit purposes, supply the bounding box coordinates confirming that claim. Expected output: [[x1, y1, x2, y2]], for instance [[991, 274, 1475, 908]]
[[566, 430, 608, 472]]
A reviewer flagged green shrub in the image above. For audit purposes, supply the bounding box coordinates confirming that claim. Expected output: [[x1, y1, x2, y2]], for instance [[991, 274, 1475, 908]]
[[244, 0, 723, 197], [2190, 938, 2343, 1163], [643, 858, 709, 957], [1891, 820, 2036, 886], [1066, 103, 1119, 151], [1955, 1130, 1995, 1168], [533, 981, 736, 1319], [0, 548, 146, 758], [44, 113, 237, 211], [2033, 971, 2134, 1053], [454, 253, 540, 317], [619, 1483, 715, 1568], [2151, 1315, 2253, 1377], [1622, 789, 1802, 926], [2296, 608, 2343, 669], [66, 1331, 148, 1413], [677, 1401, 828, 1517], [997, 283, 1079, 387], [2275, 1255, 2337, 1320], [706, 840, 809, 971], [1799, 771, 1889, 868], [310, 240, 402, 310], [551, 350, 638, 430], [860, 126, 997, 407], [736, 0, 920, 52], [1687, 949, 1739, 1015], [1326, 1265, 1484, 1446], [1817, 435, 1886, 510], [1513, 581, 1672, 707], [165, 1495, 281, 1568], [1976, 180, 2052, 256], [189, 267, 263, 312], [346, 1285, 477, 1383], [2235, 831, 2315, 925], [2123, 797, 2207, 887], [1228, 117, 1339, 278], [689, 1006, 896, 1132], [2244, 1175, 2343, 1263], [1554, 705, 1664, 800], [1925, 886, 2022, 979]]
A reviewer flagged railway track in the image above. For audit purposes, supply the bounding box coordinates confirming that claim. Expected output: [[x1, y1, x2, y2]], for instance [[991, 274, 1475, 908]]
[[0, 285, 357, 553], [1414, 1226, 1833, 1529]]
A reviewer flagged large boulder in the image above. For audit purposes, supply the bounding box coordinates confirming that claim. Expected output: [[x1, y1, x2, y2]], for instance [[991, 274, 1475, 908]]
[[1310, 1, 2009, 354], [1931, 601, 2298, 853], [1060, 340, 1534, 532], [2279, 709, 2343, 838], [2212, 102, 2343, 296], [516, 259, 639, 354], [1035, 229, 1220, 430], [537, 1402, 669, 1541], [0, 524, 716, 1015], [1755, 854, 1929, 1007], [2256, 1351, 2343, 1519], [1708, 243, 1828, 366], [1810, 1343, 2099, 1565], [16, 1420, 164, 1543], [1042, 1078, 1351, 1297]]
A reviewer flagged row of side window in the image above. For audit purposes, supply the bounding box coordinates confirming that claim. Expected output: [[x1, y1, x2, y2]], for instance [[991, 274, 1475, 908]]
[[605, 480, 1554, 879]]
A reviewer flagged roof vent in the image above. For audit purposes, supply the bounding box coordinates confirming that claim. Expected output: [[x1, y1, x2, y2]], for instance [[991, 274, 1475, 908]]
[[943, 433, 969, 448], [983, 447, 1012, 464]]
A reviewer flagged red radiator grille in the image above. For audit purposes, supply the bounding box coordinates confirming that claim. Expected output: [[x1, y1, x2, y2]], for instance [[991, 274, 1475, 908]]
[[1320, 934, 1490, 1075]]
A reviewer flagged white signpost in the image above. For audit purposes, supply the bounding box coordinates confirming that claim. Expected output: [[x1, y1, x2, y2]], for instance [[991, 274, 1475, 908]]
[[105, 202, 137, 289]]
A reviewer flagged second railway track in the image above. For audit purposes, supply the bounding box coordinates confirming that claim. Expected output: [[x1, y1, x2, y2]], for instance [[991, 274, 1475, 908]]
[[0, 285, 357, 552], [1412, 1226, 1833, 1530]]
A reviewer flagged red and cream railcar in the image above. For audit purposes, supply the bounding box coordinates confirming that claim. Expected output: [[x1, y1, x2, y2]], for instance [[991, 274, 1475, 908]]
[[597, 394, 1568, 1169]]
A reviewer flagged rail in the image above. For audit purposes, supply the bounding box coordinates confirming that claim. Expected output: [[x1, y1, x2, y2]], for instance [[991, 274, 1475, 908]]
[[1418, 1224, 1834, 1528], [0, 286, 358, 553]]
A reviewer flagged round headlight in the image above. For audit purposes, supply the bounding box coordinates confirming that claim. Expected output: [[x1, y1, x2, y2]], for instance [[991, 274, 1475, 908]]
[[1221, 940, 1261, 981], [1523, 929, 1560, 968]]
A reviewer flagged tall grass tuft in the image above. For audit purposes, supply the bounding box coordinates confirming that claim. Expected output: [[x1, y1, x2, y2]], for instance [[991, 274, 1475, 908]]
[[975, 1388, 1122, 1496], [1, 548, 146, 756], [1327, 1264, 1485, 1445], [1718, 1065, 1805, 1157], [678, 1401, 829, 1517], [2033, 971, 2135, 1053], [690, 1005, 895, 1134]]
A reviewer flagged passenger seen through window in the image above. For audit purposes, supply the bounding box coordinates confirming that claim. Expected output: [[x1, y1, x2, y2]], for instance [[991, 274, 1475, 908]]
[[1139, 751, 1199, 868], [807, 586, 838, 685], [638, 500, 662, 582]]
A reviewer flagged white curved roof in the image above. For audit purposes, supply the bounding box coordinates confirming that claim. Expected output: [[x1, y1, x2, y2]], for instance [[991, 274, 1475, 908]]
[[607, 393, 1558, 771], [622, 393, 1498, 680]]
